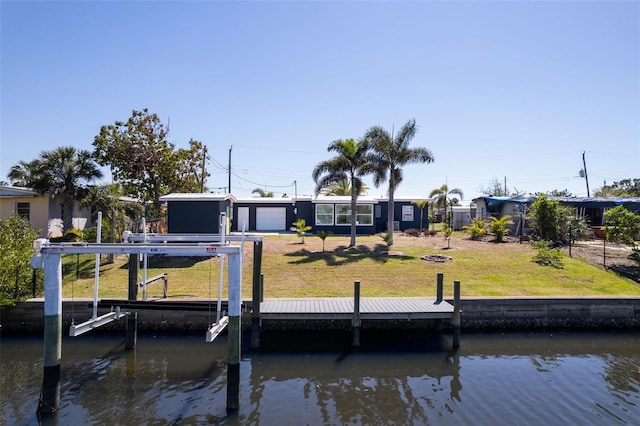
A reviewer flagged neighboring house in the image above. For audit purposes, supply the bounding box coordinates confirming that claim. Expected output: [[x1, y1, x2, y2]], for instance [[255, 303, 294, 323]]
[[160, 193, 236, 234], [473, 195, 640, 237], [0, 185, 94, 237]]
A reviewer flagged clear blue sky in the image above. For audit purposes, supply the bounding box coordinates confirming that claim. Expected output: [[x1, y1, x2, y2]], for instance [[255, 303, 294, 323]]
[[2, 0, 638, 203]]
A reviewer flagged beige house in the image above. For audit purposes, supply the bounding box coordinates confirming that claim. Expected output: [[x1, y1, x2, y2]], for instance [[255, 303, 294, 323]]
[[0, 186, 93, 237]]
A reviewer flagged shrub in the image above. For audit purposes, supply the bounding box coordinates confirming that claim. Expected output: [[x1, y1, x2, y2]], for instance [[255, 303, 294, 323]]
[[489, 215, 513, 243], [629, 245, 640, 267], [531, 240, 564, 268], [0, 215, 42, 307], [464, 218, 487, 240], [404, 228, 422, 237]]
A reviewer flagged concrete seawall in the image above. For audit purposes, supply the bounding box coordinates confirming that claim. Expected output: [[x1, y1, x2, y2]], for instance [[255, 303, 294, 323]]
[[1, 297, 639, 334]]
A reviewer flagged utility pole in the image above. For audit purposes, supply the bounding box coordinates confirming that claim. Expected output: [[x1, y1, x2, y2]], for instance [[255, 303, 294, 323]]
[[228, 146, 232, 194], [200, 145, 207, 193], [582, 151, 590, 197]]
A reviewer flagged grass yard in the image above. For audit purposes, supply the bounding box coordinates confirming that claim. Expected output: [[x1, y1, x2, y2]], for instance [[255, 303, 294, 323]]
[[59, 232, 640, 300]]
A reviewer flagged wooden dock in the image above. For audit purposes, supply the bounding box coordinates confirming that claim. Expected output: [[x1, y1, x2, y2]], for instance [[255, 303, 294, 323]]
[[260, 297, 454, 320]]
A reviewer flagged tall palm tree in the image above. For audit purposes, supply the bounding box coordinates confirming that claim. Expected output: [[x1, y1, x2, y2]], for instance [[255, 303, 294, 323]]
[[312, 138, 371, 247], [364, 119, 434, 245], [429, 184, 463, 228], [322, 177, 369, 196], [12, 146, 103, 233], [252, 188, 274, 197]]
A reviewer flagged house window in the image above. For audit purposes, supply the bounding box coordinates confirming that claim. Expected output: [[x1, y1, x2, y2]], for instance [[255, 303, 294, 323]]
[[17, 202, 30, 221], [336, 204, 351, 225], [335, 204, 373, 226], [315, 204, 334, 225], [356, 205, 373, 225], [402, 205, 414, 221]]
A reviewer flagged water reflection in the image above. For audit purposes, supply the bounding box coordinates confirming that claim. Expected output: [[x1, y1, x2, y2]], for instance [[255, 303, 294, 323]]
[[1, 331, 638, 425]]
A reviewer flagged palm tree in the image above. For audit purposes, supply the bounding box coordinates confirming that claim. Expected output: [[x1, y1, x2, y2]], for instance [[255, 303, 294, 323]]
[[252, 188, 274, 197], [322, 177, 368, 196], [11, 146, 103, 233], [7, 160, 38, 187], [489, 215, 514, 243], [312, 138, 371, 247], [429, 184, 463, 228], [412, 199, 429, 232], [364, 119, 434, 245]]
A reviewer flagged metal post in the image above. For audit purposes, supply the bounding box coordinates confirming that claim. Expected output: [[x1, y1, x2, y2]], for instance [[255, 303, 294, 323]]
[[251, 240, 263, 349], [227, 251, 242, 412], [353, 281, 361, 347], [92, 211, 102, 319], [38, 253, 62, 415], [453, 280, 461, 348]]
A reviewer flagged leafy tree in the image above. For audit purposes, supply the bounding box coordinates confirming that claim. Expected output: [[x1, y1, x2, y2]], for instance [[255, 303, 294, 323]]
[[489, 215, 513, 243], [412, 199, 429, 231], [291, 219, 312, 244], [594, 179, 640, 197], [479, 177, 509, 196], [322, 177, 368, 196], [364, 119, 434, 245], [0, 215, 42, 307], [93, 109, 178, 215], [313, 138, 371, 247], [529, 195, 564, 242], [172, 139, 211, 193], [604, 206, 640, 245], [8, 146, 103, 233], [547, 189, 573, 197], [252, 188, 274, 197], [429, 184, 463, 227]]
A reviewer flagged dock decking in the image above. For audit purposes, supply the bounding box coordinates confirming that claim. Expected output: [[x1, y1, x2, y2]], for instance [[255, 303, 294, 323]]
[[260, 297, 454, 321]]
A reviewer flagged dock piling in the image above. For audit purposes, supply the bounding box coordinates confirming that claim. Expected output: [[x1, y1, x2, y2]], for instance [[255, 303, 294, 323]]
[[38, 253, 62, 416], [251, 241, 263, 350], [453, 280, 461, 348], [126, 254, 139, 350], [352, 281, 361, 347]]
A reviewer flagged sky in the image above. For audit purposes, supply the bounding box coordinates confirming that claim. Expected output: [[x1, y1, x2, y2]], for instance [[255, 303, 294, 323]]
[[1, 0, 638, 204]]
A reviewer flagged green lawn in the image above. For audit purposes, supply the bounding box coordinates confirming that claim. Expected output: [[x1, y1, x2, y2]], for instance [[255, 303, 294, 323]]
[[59, 234, 640, 300]]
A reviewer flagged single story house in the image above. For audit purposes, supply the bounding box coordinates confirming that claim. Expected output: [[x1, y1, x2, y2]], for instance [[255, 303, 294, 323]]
[[165, 194, 429, 235], [0, 185, 93, 237], [472, 195, 640, 237]]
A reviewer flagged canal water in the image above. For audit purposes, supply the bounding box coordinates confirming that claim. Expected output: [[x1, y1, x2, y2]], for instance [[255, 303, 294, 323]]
[[1, 330, 638, 425]]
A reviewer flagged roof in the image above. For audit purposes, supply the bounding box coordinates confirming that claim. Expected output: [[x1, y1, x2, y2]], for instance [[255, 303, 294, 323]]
[[311, 195, 380, 204], [159, 193, 237, 202], [234, 197, 295, 204], [0, 185, 39, 198], [472, 195, 640, 213]]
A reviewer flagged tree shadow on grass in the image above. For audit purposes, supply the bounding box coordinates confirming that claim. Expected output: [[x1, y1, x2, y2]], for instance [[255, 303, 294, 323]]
[[117, 255, 209, 270], [285, 243, 415, 266]]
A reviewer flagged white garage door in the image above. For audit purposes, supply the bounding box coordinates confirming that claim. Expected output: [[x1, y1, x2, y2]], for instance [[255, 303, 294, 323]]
[[256, 207, 287, 231]]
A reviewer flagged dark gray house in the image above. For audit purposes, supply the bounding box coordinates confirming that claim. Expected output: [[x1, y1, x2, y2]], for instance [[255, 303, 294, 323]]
[[159, 193, 235, 234], [163, 193, 428, 235], [231, 195, 427, 235]]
